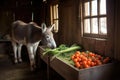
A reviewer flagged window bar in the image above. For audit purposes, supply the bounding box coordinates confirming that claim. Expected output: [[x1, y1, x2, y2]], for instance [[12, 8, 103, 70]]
[[80, 1, 83, 36], [82, 1, 85, 35], [98, 0, 100, 36], [53, 5, 56, 22], [55, 5, 57, 19], [52, 6, 54, 24], [56, 5, 58, 19], [50, 6, 53, 24], [55, 5, 59, 32], [90, 0, 92, 35]]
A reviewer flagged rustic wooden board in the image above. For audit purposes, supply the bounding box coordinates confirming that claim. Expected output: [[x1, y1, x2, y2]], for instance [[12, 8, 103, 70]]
[[38, 46, 119, 80]]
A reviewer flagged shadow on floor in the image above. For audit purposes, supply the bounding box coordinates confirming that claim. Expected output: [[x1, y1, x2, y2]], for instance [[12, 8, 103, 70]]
[[0, 52, 64, 80]]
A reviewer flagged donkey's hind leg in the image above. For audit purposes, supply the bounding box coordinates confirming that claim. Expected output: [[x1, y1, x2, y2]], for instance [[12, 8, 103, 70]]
[[18, 44, 23, 62], [12, 42, 18, 63]]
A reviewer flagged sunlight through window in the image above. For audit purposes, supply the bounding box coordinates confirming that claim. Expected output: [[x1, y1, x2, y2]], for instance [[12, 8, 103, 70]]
[[85, 2, 90, 16], [84, 19, 90, 33], [92, 18, 98, 34], [99, 17, 107, 34], [82, 0, 107, 38], [100, 0, 106, 14], [91, 0, 97, 16]]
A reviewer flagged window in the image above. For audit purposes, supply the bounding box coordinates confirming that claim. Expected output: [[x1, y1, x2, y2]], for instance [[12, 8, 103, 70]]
[[50, 4, 59, 33], [81, 0, 107, 38]]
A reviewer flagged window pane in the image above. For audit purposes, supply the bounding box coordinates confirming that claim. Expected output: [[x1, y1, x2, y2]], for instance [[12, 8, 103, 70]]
[[84, 2, 90, 16], [53, 5, 56, 19], [84, 19, 90, 33], [99, 17, 107, 34], [91, 0, 97, 16], [56, 4, 58, 19], [91, 18, 98, 34], [100, 0, 106, 14], [53, 20, 59, 33]]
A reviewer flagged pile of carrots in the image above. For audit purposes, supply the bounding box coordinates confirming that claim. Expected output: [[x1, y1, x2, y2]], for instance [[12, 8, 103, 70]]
[[71, 51, 110, 69]]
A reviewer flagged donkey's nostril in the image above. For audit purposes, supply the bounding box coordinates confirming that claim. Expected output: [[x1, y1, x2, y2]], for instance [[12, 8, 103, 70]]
[[50, 45, 55, 49], [51, 45, 56, 49], [52, 46, 56, 49]]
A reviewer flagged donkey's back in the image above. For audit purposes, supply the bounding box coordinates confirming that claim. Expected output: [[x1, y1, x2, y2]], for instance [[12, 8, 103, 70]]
[[11, 20, 42, 44]]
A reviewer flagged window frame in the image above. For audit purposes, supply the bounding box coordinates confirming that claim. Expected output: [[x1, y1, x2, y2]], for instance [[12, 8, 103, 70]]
[[81, 0, 107, 39]]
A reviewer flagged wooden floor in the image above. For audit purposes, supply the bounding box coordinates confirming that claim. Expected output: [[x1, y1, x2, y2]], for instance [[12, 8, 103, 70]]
[[0, 52, 64, 80]]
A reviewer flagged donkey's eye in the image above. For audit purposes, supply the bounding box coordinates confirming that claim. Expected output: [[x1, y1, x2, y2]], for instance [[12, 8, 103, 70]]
[[46, 35, 50, 39]]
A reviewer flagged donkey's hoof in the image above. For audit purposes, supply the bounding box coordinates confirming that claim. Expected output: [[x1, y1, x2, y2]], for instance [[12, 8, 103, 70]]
[[18, 58, 22, 63], [14, 59, 18, 64], [30, 65, 36, 71]]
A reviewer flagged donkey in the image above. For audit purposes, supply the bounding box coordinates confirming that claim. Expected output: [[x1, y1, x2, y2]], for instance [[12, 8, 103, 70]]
[[9, 20, 56, 70]]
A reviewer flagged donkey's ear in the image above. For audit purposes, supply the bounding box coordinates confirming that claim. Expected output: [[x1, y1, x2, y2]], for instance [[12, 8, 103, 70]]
[[48, 24, 55, 31], [41, 23, 47, 33]]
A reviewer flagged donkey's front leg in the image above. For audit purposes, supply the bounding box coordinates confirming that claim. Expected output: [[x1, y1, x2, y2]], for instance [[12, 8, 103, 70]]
[[27, 45, 36, 71], [12, 42, 18, 63], [33, 42, 39, 56], [33, 42, 40, 68]]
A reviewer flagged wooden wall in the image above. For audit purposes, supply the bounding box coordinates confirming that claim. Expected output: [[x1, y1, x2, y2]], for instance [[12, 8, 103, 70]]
[[114, 0, 120, 61], [0, 0, 120, 61], [0, 0, 14, 36], [58, 0, 81, 45]]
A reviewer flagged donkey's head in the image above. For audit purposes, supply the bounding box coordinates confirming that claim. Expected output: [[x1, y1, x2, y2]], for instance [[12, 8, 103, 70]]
[[41, 23, 56, 49]]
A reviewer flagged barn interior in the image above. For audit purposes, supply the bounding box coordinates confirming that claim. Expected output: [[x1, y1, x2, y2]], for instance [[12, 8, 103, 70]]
[[0, 0, 120, 80]]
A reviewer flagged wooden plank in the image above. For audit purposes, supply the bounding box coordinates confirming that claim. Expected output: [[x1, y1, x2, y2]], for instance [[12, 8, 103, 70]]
[[38, 46, 118, 80], [51, 58, 79, 80]]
